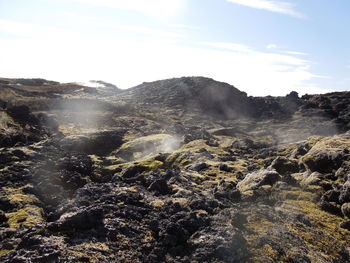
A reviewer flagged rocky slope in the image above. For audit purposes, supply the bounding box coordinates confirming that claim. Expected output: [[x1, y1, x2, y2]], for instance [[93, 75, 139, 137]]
[[0, 76, 350, 262]]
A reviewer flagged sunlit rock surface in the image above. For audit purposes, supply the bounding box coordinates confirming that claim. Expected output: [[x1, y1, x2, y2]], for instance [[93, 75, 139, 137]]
[[1, 76, 350, 262]]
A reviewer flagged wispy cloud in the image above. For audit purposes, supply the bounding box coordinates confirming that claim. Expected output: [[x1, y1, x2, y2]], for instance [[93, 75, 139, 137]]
[[73, 0, 185, 18], [115, 25, 184, 38], [266, 43, 278, 49], [226, 0, 304, 18], [0, 19, 323, 96]]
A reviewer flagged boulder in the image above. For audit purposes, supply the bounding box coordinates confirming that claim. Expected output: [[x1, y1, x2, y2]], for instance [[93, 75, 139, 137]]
[[48, 206, 104, 232], [148, 178, 171, 195], [237, 169, 281, 192], [188, 226, 247, 263], [303, 150, 345, 173], [61, 129, 125, 155], [269, 157, 299, 175], [190, 162, 208, 172]]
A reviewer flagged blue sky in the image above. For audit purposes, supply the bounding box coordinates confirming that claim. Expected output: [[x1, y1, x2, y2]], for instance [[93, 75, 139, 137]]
[[0, 0, 349, 95]]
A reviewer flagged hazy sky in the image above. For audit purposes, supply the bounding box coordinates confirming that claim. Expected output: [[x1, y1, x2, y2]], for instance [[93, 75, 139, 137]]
[[0, 0, 349, 95]]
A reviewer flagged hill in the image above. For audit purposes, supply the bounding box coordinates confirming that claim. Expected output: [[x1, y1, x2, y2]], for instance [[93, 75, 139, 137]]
[[0, 76, 350, 262]]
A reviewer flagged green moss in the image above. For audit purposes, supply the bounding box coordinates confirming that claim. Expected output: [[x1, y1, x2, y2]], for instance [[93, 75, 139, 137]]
[[5, 205, 44, 228], [0, 250, 11, 257], [4, 187, 39, 206], [276, 189, 319, 202], [281, 200, 350, 261]]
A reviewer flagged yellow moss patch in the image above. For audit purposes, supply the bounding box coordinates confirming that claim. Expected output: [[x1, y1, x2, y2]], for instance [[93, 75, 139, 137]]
[[245, 215, 274, 236], [5, 205, 44, 228], [66, 242, 111, 263], [172, 198, 189, 206], [0, 250, 11, 257], [3, 186, 39, 206], [276, 187, 320, 202], [150, 199, 165, 208], [114, 134, 180, 161], [281, 200, 350, 261], [136, 159, 163, 169]]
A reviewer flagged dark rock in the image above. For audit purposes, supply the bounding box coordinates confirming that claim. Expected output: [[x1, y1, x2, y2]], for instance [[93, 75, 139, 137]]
[[121, 165, 147, 178], [0, 99, 7, 109], [190, 162, 208, 172], [188, 226, 248, 263], [270, 157, 299, 175], [160, 222, 189, 247], [189, 198, 219, 214], [148, 179, 171, 195], [7, 105, 37, 124], [59, 170, 88, 190], [319, 200, 342, 215], [0, 210, 7, 224], [0, 197, 16, 211], [339, 220, 350, 230], [321, 189, 340, 203], [48, 206, 104, 232], [303, 151, 344, 173], [219, 163, 233, 172], [60, 129, 125, 155]]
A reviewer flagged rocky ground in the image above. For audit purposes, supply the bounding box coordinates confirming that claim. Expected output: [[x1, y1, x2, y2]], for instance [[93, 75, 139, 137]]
[[0, 76, 350, 262]]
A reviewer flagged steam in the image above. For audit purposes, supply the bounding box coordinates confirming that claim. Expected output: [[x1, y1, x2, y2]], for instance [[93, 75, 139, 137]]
[[116, 134, 182, 162]]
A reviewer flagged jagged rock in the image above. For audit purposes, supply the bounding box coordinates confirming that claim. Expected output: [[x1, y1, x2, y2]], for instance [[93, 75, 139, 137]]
[[60, 130, 125, 155], [302, 151, 344, 173], [190, 162, 208, 172], [148, 178, 171, 195], [269, 157, 299, 175], [339, 220, 350, 230], [319, 200, 342, 215], [188, 226, 248, 263], [48, 206, 104, 231], [341, 203, 350, 217], [0, 210, 7, 224], [339, 181, 350, 204], [219, 163, 233, 172], [237, 169, 281, 192], [321, 189, 340, 203]]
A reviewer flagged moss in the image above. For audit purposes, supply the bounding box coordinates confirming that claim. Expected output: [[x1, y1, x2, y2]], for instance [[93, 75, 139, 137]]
[[172, 198, 189, 206], [0, 250, 11, 257], [150, 199, 165, 208], [114, 134, 180, 161], [137, 159, 163, 169], [5, 205, 44, 228], [4, 187, 39, 206], [245, 215, 274, 236], [276, 188, 319, 202], [281, 200, 350, 261], [66, 242, 111, 263]]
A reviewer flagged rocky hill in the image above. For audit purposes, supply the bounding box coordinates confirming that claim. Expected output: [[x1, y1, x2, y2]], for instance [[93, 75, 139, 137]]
[[0, 76, 350, 262]]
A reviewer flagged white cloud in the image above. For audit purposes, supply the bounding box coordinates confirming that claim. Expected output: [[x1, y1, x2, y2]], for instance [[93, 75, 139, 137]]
[[115, 25, 184, 38], [267, 44, 277, 49], [73, 0, 185, 19], [0, 19, 324, 96], [226, 0, 304, 18], [283, 50, 309, 56]]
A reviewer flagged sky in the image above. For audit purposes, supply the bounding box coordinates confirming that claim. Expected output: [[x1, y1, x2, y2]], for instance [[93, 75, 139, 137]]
[[0, 0, 349, 96]]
